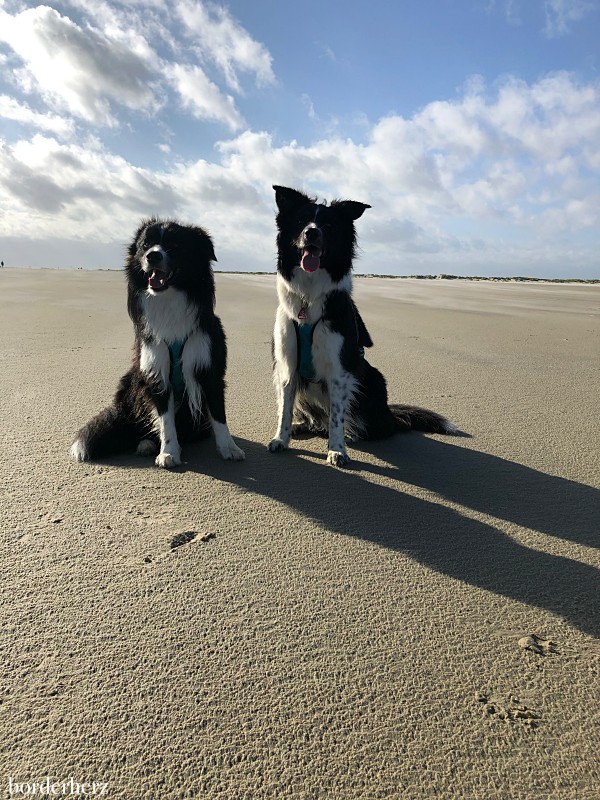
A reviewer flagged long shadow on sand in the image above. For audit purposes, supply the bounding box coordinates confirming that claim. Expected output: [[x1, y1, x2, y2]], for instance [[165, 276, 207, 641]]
[[183, 434, 600, 639]]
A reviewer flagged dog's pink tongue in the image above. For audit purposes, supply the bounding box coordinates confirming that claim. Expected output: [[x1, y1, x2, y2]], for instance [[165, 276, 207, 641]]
[[148, 271, 167, 290], [301, 251, 320, 272]]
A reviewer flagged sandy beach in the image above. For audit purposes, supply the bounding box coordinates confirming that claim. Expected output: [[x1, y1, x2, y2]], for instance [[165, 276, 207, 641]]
[[1, 268, 599, 799]]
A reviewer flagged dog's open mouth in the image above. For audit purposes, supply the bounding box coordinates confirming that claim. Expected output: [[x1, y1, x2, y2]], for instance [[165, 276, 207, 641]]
[[301, 246, 322, 273], [147, 269, 171, 292]]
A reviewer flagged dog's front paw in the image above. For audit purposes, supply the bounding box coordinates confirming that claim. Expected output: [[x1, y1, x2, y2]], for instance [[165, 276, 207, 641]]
[[327, 450, 350, 468], [218, 440, 245, 461], [155, 452, 181, 469], [70, 439, 89, 462], [267, 438, 288, 453]]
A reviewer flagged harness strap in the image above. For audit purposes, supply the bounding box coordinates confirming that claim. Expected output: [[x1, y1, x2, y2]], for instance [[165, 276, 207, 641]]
[[293, 320, 318, 382], [168, 339, 187, 401], [292, 312, 366, 383], [293, 294, 370, 384]]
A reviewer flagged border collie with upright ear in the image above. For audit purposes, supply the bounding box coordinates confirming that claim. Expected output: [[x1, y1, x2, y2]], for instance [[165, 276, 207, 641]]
[[268, 185, 457, 467], [70, 218, 244, 468]]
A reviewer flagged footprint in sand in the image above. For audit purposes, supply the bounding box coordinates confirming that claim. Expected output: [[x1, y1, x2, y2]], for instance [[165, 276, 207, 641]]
[[170, 530, 198, 549], [170, 531, 216, 549], [518, 634, 558, 656], [143, 531, 216, 563], [475, 692, 540, 729]]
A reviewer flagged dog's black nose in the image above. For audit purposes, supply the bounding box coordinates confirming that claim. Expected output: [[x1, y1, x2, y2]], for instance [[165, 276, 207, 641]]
[[146, 249, 163, 265], [304, 226, 321, 241]]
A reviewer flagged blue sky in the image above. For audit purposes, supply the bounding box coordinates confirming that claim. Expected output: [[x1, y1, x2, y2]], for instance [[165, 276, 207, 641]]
[[0, 0, 599, 277]]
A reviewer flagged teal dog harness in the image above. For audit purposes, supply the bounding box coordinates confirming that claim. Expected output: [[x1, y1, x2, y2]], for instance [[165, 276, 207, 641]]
[[294, 320, 318, 381], [168, 340, 186, 401], [292, 304, 366, 383]]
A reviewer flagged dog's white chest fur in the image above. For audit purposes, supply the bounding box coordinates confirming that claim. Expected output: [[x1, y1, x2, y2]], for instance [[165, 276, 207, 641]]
[[274, 270, 354, 380], [139, 287, 211, 419], [141, 288, 197, 343], [276, 269, 352, 324]]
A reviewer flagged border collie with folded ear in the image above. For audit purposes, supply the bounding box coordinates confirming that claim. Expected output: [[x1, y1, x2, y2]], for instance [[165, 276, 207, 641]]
[[70, 218, 244, 468], [268, 185, 456, 467]]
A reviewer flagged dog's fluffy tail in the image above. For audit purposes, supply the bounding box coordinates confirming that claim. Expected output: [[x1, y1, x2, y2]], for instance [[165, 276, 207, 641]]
[[390, 404, 458, 435], [70, 405, 142, 462]]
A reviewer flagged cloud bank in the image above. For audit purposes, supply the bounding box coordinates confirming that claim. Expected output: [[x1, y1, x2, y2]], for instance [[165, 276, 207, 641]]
[[0, 1, 598, 277]]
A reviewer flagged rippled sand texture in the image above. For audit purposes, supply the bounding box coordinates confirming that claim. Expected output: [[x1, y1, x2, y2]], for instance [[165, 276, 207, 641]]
[[1, 269, 599, 799]]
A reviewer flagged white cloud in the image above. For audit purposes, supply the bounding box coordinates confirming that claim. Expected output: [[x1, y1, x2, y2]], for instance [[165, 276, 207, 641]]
[[165, 64, 243, 131], [0, 134, 178, 232], [302, 94, 317, 121], [170, 71, 600, 274], [486, 0, 597, 36], [176, 0, 275, 92], [0, 5, 157, 125], [166, 63, 244, 130], [0, 94, 74, 137], [0, 1, 273, 133], [543, 0, 596, 36]]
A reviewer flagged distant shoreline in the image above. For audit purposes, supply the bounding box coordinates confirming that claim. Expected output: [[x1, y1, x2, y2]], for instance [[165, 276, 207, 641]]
[[2, 266, 598, 284], [359, 274, 600, 284]]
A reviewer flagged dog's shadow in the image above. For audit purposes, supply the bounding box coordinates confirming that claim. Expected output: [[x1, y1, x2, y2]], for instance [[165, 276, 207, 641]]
[[180, 433, 599, 639]]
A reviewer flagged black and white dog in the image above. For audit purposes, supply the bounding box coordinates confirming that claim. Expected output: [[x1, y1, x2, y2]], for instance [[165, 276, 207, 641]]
[[268, 185, 456, 467], [70, 218, 244, 468]]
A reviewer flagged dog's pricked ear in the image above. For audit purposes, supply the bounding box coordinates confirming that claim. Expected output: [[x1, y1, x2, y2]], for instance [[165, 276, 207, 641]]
[[335, 200, 372, 220], [203, 235, 217, 264], [189, 224, 218, 263], [273, 185, 312, 212]]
